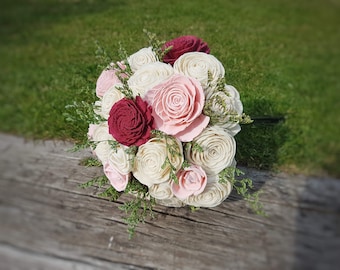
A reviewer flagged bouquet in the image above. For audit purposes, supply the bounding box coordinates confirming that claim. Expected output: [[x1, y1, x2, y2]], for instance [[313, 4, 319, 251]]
[[66, 30, 262, 238]]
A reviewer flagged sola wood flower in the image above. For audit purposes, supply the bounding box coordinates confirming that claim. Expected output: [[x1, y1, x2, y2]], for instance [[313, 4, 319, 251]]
[[185, 126, 236, 176], [145, 73, 210, 142], [173, 51, 225, 89], [127, 61, 174, 98], [108, 96, 154, 147], [73, 32, 260, 238], [133, 137, 183, 187], [163, 35, 210, 65]]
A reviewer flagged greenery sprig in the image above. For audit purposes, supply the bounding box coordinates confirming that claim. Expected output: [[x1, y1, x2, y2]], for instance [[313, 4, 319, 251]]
[[219, 167, 266, 216], [151, 130, 183, 184], [119, 178, 155, 239], [79, 175, 109, 189], [143, 28, 173, 61]]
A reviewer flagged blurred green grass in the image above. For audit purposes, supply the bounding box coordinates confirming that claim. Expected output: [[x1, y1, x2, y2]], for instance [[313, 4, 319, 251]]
[[0, 0, 339, 177]]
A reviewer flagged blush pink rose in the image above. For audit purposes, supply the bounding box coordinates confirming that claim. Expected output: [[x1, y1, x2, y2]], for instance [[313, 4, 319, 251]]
[[95, 62, 127, 98], [171, 165, 207, 200], [103, 162, 129, 192], [162, 35, 210, 65], [144, 74, 210, 142]]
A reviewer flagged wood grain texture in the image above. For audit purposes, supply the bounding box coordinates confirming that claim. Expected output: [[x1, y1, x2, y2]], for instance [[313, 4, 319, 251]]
[[0, 133, 339, 270]]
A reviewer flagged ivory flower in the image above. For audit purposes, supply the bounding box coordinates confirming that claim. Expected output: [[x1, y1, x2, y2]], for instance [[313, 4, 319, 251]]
[[127, 47, 158, 72], [185, 126, 236, 176], [133, 137, 183, 187], [94, 141, 111, 164], [99, 84, 125, 119], [128, 62, 174, 98], [91, 122, 115, 164], [149, 181, 173, 200], [91, 122, 113, 142], [204, 84, 244, 136], [149, 181, 185, 207], [108, 145, 133, 175], [173, 52, 225, 89], [156, 197, 185, 207], [183, 180, 232, 208]]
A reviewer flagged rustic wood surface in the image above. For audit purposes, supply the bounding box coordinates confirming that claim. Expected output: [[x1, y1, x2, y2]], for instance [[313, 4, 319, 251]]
[[0, 133, 339, 270]]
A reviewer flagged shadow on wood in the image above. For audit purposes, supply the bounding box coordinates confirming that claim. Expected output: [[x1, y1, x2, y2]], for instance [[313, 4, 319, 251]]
[[0, 133, 339, 270]]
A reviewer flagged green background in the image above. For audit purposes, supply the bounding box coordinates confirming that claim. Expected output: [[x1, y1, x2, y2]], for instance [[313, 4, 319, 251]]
[[1, 0, 339, 177]]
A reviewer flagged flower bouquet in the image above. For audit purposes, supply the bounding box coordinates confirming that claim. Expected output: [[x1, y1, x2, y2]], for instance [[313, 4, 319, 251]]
[[66, 30, 262, 237]]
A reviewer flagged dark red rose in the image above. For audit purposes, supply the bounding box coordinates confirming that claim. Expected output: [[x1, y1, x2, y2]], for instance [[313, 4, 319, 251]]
[[162, 35, 210, 65], [108, 96, 154, 147]]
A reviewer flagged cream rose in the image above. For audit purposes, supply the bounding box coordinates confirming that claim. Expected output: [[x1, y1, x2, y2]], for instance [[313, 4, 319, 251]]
[[94, 142, 111, 164], [127, 62, 174, 98], [133, 137, 183, 187], [149, 181, 185, 207], [204, 84, 243, 136], [127, 47, 158, 72], [171, 164, 207, 199], [108, 145, 133, 175], [173, 52, 225, 89], [98, 84, 125, 119], [149, 181, 173, 200], [185, 126, 236, 176], [156, 197, 185, 207], [183, 180, 232, 208], [144, 74, 210, 142], [103, 162, 130, 192], [92, 122, 115, 164], [92, 122, 113, 142]]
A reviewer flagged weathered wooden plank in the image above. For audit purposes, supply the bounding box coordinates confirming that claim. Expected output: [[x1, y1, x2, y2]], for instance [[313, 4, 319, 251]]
[[0, 133, 339, 270]]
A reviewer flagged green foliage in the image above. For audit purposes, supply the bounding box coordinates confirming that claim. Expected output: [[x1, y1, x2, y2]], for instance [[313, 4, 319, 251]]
[[119, 178, 155, 239], [219, 167, 266, 216], [143, 28, 172, 60], [98, 186, 121, 201], [190, 205, 200, 212], [94, 40, 113, 70], [151, 130, 183, 184], [79, 175, 109, 189], [1, 0, 339, 177], [79, 157, 102, 167], [185, 141, 204, 153]]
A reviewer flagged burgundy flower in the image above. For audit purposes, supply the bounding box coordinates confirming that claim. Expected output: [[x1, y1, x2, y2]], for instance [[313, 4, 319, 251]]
[[108, 97, 154, 146], [162, 35, 210, 65]]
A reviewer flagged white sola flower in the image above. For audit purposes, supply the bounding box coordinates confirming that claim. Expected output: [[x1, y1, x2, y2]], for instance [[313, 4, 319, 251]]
[[204, 84, 244, 136], [128, 62, 174, 98], [185, 126, 236, 176], [91, 122, 115, 164], [127, 47, 158, 72], [108, 144, 133, 175], [183, 179, 232, 208], [96, 83, 125, 119], [149, 181, 185, 207], [173, 51, 225, 89], [133, 137, 184, 187]]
